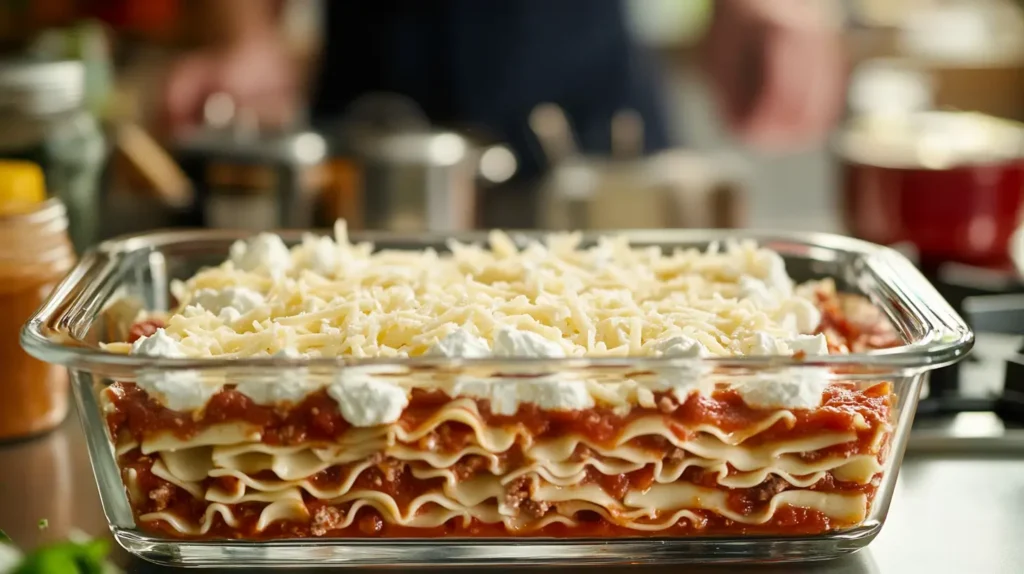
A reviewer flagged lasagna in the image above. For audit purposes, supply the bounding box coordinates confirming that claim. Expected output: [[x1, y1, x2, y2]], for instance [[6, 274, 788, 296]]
[[101, 223, 900, 539]]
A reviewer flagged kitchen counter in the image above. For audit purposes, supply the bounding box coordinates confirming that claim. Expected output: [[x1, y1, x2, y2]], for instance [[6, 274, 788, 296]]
[[1, 412, 1020, 574]]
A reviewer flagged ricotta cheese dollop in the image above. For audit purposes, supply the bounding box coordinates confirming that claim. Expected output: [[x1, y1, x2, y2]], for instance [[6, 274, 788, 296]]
[[130, 329, 217, 411], [191, 286, 266, 324], [732, 369, 831, 410], [327, 371, 409, 427], [493, 328, 565, 358], [228, 232, 292, 276], [426, 329, 492, 358], [451, 376, 594, 416]]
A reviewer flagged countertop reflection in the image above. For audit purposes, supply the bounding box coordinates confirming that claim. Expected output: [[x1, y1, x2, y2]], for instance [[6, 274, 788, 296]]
[[122, 553, 877, 574], [1, 413, 1021, 573]]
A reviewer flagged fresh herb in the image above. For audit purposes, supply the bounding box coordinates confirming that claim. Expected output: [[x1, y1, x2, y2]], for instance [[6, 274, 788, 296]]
[[36, 520, 47, 531], [0, 529, 118, 574], [11, 538, 112, 574]]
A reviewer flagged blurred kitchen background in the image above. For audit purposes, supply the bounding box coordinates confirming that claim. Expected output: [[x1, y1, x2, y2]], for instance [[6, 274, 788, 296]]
[[1, 0, 1021, 249]]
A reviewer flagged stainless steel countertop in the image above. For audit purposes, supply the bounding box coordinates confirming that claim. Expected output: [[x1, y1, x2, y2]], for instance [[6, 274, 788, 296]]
[[1, 412, 1020, 573]]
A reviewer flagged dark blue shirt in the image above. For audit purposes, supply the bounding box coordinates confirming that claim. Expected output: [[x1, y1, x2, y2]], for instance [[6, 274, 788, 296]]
[[310, 0, 672, 178]]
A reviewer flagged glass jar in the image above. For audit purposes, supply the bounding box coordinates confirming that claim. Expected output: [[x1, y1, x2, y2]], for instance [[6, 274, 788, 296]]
[[0, 59, 106, 253], [0, 179, 76, 440]]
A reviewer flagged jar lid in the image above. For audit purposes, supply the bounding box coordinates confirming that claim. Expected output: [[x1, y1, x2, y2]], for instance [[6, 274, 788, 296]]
[[0, 60, 85, 116], [0, 160, 46, 215]]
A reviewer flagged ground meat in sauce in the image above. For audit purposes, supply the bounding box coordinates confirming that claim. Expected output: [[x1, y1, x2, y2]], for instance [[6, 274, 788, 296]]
[[521, 499, 551, 519], [311, 506, 345, 536], [453, 455, 490, 481], [751, 475, 790, 502], [376, 458, 404, 483], [504, 477, 530, 512], [148, 484, 174, 511]]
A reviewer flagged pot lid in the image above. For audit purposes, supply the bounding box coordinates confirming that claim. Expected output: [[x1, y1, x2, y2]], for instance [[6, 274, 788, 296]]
[[0, 59, 84, 116], [838, 111, 1024, 169]]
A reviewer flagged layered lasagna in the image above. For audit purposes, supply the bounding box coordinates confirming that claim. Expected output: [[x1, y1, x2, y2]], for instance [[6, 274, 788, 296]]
[[101, 223, 900, 539]]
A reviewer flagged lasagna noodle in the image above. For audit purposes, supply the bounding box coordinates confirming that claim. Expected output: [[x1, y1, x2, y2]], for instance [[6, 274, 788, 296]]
[[119, 384, 889, 537], [159, 444, 884, 502], [133, 422, 884, 535], [147, 418, 880, 486], [132, 469, 869, 535]]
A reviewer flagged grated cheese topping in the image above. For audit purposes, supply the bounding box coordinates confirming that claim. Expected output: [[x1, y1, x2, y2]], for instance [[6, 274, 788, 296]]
[[112, 221, 826, 361], [104, 222, 841, 415]]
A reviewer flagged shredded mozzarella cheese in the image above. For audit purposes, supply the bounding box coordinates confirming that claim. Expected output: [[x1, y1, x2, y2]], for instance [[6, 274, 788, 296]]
[[112, 222, 826, 360]]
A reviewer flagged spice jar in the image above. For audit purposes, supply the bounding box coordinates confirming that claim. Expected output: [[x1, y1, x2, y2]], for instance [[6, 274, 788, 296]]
[[0, 161, 76, 440]]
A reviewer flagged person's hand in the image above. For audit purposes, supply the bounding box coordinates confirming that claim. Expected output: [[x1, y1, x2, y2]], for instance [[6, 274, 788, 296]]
[[701, 0, 845, 150], [163, 32, 298, 137]]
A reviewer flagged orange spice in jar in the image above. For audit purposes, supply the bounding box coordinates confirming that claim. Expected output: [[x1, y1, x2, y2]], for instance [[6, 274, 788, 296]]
[[0, 161, 76, 440]]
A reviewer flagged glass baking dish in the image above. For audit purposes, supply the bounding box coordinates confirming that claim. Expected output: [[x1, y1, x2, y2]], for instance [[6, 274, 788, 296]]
[[21, 228, 972, 568]]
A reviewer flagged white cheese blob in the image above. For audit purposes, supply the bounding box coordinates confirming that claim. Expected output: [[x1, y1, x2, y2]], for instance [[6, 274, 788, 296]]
[[131, 328, 186, 357], [732, 369, 830, 410], [451, 376, 594, 415], [297, 233, 339, 276], [327, 371, 409, 427], [130, 329, 218, 410], [787, 333, 830, 356], [738, 276, 775, 307], [774, 297, 823, 335], [135, 372, 220, 411], [493, 328, 565, 358], [754, 249, 794, 295], [742, 332, 791, 356], [740, 332, 829, 357], [229, 232, 292, 276], [234, 349, 314, 405], [426, 329, 492, 358], [650, 335, 706, 358], [646, 335, 711, 401], [192, 286, 266, 324], [236, 378, 320, 406]]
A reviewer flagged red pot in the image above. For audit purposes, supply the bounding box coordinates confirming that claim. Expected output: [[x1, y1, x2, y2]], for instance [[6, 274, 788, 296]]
[[838, 112, 1024, 269]]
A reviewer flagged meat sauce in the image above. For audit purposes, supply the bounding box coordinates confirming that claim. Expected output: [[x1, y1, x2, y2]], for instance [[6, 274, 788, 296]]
[[105, 383, 892, 457], [138, 504, 838, 540], [122, 451, 868, 540]]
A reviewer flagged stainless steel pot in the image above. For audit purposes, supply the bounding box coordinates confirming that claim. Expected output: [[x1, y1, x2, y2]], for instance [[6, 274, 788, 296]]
[[173, 94, 329, 231], [331, 93, 517, 232], [348, 129, 515, 232]]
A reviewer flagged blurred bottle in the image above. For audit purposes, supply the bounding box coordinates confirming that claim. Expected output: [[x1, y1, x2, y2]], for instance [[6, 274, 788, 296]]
[[0, 161, 75, 440], [0, 58, 107, 252]]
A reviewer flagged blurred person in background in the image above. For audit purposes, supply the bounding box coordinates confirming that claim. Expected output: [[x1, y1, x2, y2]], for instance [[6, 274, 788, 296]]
[[164, 0, 844, 179]]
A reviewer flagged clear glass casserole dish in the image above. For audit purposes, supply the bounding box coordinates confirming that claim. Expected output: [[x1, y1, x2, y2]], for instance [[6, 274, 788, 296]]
[[20, 228, 972, 568]]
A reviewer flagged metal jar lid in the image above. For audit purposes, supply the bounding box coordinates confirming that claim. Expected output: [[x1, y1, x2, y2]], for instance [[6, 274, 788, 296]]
[[0, 60, 85, 117]]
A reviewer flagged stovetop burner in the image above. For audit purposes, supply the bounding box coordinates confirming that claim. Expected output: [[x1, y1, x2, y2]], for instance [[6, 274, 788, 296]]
[[917, 262, 1024, 413], [906, 259, 1024, 453]]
